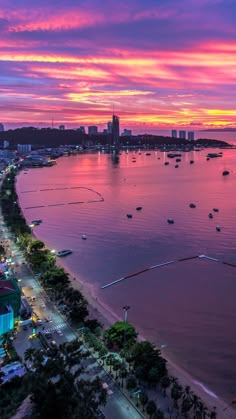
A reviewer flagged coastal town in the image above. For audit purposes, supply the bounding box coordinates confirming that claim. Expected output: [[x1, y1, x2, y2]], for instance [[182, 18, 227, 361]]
[[0, 131, 235, 418]]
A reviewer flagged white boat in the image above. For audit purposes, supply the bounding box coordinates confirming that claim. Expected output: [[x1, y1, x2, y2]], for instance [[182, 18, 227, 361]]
[[82, 235, 87, 240], [57, 250, 72, 257]]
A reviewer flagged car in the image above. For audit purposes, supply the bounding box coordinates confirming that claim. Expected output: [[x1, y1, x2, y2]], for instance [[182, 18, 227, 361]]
[[45, 333, 52, 339], [51, 340, 57, 347]]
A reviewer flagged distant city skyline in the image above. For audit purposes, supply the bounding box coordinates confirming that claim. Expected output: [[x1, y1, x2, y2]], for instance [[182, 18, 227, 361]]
[[0, 1, 236, 131]]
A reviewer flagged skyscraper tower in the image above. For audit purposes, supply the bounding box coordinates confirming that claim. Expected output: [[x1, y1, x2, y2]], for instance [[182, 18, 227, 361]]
[[112, 115, 120, 151]]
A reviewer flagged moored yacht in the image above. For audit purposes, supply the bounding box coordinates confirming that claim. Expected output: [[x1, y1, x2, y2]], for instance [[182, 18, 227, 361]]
[[57, 250, 72, 257]]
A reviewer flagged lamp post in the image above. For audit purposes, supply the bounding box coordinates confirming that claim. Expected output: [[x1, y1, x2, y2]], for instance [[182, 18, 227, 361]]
[[123, 305, 130, 323], [123, 306, 130, 352]]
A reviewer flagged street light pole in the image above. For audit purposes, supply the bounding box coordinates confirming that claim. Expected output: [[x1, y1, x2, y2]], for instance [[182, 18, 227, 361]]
[[123, 305, 130, 323]]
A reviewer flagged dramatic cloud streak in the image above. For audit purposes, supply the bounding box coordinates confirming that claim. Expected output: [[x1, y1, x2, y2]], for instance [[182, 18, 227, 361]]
[[0, 0, 236, 131]]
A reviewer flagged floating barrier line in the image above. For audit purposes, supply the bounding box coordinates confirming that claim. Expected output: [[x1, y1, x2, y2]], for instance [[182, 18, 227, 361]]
[[222, 262, 236, 268], [178, 256, 199, 262], [68, 201, 84, 205], [21, 190, 37, 193], [149, 261, 175, 269], [25, 205, 45, 209], [198, 255, 219, 262], [101, 278, 125, 289], [101, 260, 175, 289], [48, 203, 65, 207]]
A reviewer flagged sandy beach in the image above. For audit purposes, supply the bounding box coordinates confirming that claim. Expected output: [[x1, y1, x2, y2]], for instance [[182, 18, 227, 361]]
[[56, 257, 236, 419]]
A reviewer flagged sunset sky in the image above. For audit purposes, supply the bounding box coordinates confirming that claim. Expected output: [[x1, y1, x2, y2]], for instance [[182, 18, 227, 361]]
[[1, 0, 236, 132]]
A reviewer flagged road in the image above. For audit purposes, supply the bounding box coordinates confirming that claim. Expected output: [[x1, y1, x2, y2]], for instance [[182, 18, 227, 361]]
[[0, 216, 144, 419]]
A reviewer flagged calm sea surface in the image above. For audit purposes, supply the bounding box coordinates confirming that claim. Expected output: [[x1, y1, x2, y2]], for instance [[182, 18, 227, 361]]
[[16, 145, 236, 403]]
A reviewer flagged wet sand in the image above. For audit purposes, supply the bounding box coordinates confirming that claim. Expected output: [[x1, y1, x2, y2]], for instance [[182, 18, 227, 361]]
[[56, 257, 236, 418]]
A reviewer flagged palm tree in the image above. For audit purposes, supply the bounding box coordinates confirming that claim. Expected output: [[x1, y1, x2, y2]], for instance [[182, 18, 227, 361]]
[[160, 375, 171, 396], [208, 407, 217, 419], [139, 391, 148, 412], [171, 382, 183, 410], [119, 367, 128, 387], [113, 360, 121, 379], [146, 400, 157, 418]]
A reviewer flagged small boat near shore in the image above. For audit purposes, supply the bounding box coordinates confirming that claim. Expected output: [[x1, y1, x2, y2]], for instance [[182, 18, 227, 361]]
[[31, 219, 42, 226], [57, 250, 72, 257], [222, 170, 230, 176], [167, 218, 174, 224], [82, 235, 87, 240], [189, 203, 196, 208], [216, 226, 221, 232], [127, 213, 133, 218], [136, 207, 142, 211], [208, 213, 213, 219], [213, 208, 219, 212]]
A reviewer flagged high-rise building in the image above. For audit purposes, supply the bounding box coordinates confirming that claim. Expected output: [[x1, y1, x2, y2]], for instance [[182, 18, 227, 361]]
[[0, 123, 4, 132], [188, 131, 194, 141], [88, 126, 98, 135], [0, 278, 21, 336], [121, 129, 132, 136], [112, 115, 120, 150], [3, 140, 9, 149], [107, 121, 112, 134], [179, 130, 186, 140], [171, 130, 177, 138], [79, 126, 85, 134]]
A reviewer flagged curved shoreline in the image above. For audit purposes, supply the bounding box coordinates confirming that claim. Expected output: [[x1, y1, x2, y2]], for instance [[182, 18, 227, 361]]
[[15, 171, 236, 418]]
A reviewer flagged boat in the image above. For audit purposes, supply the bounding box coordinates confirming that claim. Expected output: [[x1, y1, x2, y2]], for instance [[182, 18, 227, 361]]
[[216, 226, 221, 232], [167, 218, 174, 224], [175, 165, 179, 168], [136, 207, 142, 211], [208, 213, 213, 219], [145, 153, 151, 156], [126, 214, 133, 218], [164, 162, 169, 166], [213, 208, 219, 212], [206, 157, 210, 161], [176, 158, 181, 163], [207, 153, 222, 158], [222, 170, 230, 176], [190, 160, 194, 164], [31, 219, 42, 225], [189, 203, 196, 208], [82, 235, 87, 240], [57, 250, 72, 257]]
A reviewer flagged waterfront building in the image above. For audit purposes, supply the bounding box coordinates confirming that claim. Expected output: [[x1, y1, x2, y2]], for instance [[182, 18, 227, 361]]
[[112, 115, 120, 150], [171, 130, 177, 138], [0, 279, 21, 336], [17, 144, 32, 153], [121, 129, 132, 136], [188, 131, 194, 141], [79, 126, 85, 134], [0, 123, 4, 132], [59, 125, 65, 130], [107, 121, 112, 134], [3, 140, 9, 149], [88, 126, 98, 135], [179, 130, 186, 140]]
